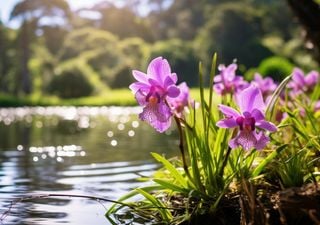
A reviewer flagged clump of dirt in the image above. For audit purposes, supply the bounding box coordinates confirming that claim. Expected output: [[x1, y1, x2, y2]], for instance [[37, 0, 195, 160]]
[[179, 183, 320, 225]]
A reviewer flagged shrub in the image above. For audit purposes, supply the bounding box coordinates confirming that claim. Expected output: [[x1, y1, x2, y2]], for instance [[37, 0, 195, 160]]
[[110, 64, 135, 89], [58, 28, 118, 61], [119, 37, 150, 69], [257, 56, 294, 81], [47, 65, 94, 98], [196, 3, 272, 69]]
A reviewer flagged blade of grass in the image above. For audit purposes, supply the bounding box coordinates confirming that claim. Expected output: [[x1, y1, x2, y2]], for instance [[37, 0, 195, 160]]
[[153, 179, 188, 193], [266, 75, 292, 120], [106, 185, 162, 214], [136, 188, 172, 222], [151, 152, 188, 188], [252, 144, 288, 177]]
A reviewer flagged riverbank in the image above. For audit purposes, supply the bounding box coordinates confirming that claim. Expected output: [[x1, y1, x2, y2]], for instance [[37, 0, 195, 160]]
[[0, 89, 208, 107]]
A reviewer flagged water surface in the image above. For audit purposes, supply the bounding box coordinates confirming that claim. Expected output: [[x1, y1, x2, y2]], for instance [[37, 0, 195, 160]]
[[0, 107, 178, 225]]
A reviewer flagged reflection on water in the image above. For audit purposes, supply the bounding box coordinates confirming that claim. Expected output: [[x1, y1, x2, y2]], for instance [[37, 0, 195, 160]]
[[0, 107, 178, 225]]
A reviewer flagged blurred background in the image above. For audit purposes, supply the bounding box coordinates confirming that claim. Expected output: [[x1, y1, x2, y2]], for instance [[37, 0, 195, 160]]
[[0, 0, 320, 103]]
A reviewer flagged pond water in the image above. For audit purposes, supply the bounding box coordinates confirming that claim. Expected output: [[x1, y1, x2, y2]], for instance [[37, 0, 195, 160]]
[[0, 107, 178, 225]]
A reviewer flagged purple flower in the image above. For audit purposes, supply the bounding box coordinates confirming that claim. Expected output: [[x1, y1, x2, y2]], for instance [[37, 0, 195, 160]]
[[213, 63, 248, 95], [251, 73, 277, 99], [129, 57, 180, 132], [288, 68, 319, 95], [167, 82, 191, 117], [216, 85, 277, 150], [315, 101, 320, 113]]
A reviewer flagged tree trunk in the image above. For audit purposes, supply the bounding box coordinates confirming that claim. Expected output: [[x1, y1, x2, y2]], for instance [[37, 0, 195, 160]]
[[286, 0, 320, 64], [20, 21, 32, 94]]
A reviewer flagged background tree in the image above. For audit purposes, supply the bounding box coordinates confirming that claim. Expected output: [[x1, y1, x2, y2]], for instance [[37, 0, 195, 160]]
[[196, 2, 272, 70], [10, 0, 70, 94], [285, 0, 320, 64]]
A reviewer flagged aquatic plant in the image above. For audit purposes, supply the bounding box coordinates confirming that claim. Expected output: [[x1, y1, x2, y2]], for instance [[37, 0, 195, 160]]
[[107, 55, 320, 225]]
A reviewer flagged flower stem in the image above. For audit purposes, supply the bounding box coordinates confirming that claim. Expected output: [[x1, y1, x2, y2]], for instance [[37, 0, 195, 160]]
[[219, 146, 232, 178], [174, 115, 192, 181]]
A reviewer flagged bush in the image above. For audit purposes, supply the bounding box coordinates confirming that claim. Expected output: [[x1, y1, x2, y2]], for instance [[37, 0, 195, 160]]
[[196, 3, 272, 69], [47, 66, 94, 98], [257, 56, 294, 81], [119, 37, 150, 69], [110, 64, 135, 89], [58, 28, 118, 61]]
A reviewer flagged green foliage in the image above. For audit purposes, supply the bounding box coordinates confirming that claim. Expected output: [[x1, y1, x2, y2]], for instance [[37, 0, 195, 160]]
[[29, 43, 56, 95], [2, 0, 319, 99], [107, 55, 320, 224], [196, 2, 272, 69], [47, 65, 94, 98], [0, 25, 18, 94], [257, 56, 294, 81], [110, 64, 135, 89], [58, 28, 118, 61], [42, 26, 68, 55], [119, 37, 150, 69], [262, 36, 319, 71], [96, 6, 154, 42]]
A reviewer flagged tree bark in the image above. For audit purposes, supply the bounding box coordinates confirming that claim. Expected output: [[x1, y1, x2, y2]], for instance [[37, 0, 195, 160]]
[[20, 21, 32, 94], [286, 0, 320, 64]]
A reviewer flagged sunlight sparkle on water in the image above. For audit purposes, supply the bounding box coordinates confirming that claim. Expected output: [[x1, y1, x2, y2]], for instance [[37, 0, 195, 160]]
[[128, 130, 135, 137], [110, 140, 118, 146], [27, 145, 85, 162], [107, 131, 114, 137], [131, 121, 139, 128], [117, 123, 125, 130]]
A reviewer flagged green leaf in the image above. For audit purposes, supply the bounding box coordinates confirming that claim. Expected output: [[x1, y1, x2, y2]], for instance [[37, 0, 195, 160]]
[[151, 152, 188, 188], [153, 178, 188, 193], [106, 185, 162, 215], [252, 144, 287, 177], [266, 75, 292, 120], [136, 188, 172, 222]]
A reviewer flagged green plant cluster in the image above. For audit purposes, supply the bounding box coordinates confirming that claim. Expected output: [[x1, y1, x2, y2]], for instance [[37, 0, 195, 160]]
[[106, 56, 320, 225]]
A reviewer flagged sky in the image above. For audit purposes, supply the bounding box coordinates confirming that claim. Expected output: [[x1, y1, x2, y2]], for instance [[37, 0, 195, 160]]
[[0, 0, 110, 27]]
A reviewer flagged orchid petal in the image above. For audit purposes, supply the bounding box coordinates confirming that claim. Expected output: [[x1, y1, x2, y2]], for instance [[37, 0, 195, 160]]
[[214, 75, 222, 83], [129, 82, 149, 93], [237, 85, 265, 113], [148, 78, 160, 87], [229, 131, 257, 150], [251, 109, 265, 121], [164, 76, 175, 87], [218, 104, 240, 118], [132, 70, 148, 83], [254, 131, 270, 150], [167, 85, 180, 98], [134, 89, 147, 106], [147, 57, 171, 83], [213, 83, 224, 94], [139, 101, 172, 133], [171, 73, 178, 83], [224, 63, 237, 81], [256, 120, 277, 132], [305, 71, 319, 86], [216, 118, 238, 128], [292, 68, 305, 84]]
